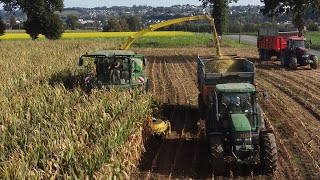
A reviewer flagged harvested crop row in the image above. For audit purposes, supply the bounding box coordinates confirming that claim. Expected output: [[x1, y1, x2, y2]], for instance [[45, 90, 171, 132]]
[[256, 76, 320, 179], [136, 51, 213, 179], [257, 69, 320, 119]]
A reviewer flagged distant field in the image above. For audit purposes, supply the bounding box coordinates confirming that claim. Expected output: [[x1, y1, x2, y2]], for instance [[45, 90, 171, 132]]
[[305, 31, 320, 49], [1, 31, 194, 40], [0, 31, 213, 48]]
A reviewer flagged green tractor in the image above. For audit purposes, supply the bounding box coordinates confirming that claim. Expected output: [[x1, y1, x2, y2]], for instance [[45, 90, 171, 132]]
[[79, 50, 148, 90], [197, 56, 277, 175], [206, 83, 277, 174]]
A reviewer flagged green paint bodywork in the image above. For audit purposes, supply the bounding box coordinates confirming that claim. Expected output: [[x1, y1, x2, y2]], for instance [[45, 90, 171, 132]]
[[231, 114, 252, 132], [82, 50, 136, 57], [80, 50, 147, 89], [216, 83, 255, 93]]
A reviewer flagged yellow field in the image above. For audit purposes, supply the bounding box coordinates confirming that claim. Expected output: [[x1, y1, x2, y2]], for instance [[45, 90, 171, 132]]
[[1, 31, 194, 40]]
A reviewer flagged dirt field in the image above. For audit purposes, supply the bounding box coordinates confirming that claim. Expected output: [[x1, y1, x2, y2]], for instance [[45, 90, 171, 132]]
[[133, 47, 320, 179]]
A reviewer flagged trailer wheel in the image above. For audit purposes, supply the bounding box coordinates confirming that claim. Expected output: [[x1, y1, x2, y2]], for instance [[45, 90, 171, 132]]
[[311, 56, 318, 69], [209, 136, 225, 175], [260, 133, 277, 174], [289, 57, 298, 70], [259, 50, 264, 61], [265, 50, 271, 61]]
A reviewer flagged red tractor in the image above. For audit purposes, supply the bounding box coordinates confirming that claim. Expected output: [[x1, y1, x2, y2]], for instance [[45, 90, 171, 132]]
[[257, 28, 318, 70]]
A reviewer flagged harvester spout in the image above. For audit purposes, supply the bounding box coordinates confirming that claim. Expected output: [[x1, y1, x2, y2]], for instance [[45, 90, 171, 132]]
[[120, 14, 222, 57], [206, 15, 222, 57]]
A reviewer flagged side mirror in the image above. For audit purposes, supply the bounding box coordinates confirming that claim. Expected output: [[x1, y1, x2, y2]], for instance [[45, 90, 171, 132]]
[[79, 57, 84, 66], [143, 57, 148, 66], [262, 91, 269, 99]]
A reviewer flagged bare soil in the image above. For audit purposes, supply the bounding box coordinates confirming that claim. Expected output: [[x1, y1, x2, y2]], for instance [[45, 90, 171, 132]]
[[133, 47, 320, 180]]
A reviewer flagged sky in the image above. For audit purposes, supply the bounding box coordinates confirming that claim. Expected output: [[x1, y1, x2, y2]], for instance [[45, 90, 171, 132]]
[[64, 0, 263, 8]]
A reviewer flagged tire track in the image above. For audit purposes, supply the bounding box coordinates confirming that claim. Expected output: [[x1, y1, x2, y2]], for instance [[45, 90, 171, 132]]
[[137, 54, 212, 180], [257, 69, 320, 120], [257, 75, 320, 179]]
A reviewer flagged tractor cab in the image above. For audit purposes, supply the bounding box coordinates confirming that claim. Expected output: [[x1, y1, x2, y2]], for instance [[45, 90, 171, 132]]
[[287, 38, 306, 49], [79, 50, 148, 89], [206, 83, 265, 164], [213, 83, 259, 132]]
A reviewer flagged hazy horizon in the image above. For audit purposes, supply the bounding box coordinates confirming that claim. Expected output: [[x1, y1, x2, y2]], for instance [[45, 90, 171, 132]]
[[64, 0, 262, 8], [0, 0, 263, 10]]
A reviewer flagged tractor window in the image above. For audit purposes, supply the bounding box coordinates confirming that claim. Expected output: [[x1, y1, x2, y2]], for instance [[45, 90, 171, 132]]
[[219, 92, 254, 125], [108, 57, 130, 85], [292, 40, 305, 48]]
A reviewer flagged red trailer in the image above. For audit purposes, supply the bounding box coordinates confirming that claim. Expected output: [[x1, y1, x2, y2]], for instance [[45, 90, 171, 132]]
[[257, 28, 303, 60]]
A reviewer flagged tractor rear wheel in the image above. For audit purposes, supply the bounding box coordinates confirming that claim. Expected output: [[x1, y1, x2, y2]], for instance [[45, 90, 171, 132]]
[[289, 57, 298, 70], [209, 136, 225, 175], [198, 93, 206, 119], [280, 51, 287, 67], [260, 133, 277, 174], [311, 56, 318, 69]]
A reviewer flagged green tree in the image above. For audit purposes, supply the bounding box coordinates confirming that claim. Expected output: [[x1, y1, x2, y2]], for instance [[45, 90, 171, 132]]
[[66, 14, 79, 30], [200, 0, 238, 35], [119, 17, 129, 32], [1, 0, 64, 40], [306, 19, 319, 31], [127, 16, 143, 31], [42, 13, 64, 40], [103, 16, 122, 32], [9, 15, 16, 29], [260, 0, 320, 35], [0, 17, 5, 36], [24, 16, 42, 40]]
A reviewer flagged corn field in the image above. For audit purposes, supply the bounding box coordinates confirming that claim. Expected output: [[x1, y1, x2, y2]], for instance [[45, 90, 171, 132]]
[[0, 41, 152, 179]]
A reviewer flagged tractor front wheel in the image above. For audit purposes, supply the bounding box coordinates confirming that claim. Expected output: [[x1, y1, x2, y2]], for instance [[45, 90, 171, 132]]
[[311, 56, 318, 69], [260, 133, 277, 174], [209, 136, 225, 175], [289, 57, 298, 70]]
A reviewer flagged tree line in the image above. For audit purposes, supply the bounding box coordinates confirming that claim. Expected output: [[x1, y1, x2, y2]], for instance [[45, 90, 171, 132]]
[[200, 0, 320, 36], [1, 1, 320, 39], [0, 0, 64, 40]]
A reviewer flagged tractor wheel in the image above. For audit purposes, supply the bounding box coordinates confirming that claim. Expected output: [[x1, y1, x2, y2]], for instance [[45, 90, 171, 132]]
[[289, 57, 298, 70], [311, 56, 318, 69], [198, 93, 206, 119], [260, 133, 277, 174], [209, 136, 225, 175], [280, 51, 287, 67]]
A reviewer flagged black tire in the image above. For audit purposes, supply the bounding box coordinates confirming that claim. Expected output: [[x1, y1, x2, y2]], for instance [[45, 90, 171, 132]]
[[198, 93, 206, 119], [209, 136, 225, 175], [265, 50, 271, 61], [259, 50, 264, 61], [289, 57, 298, 70], [311, 56, 318, 69], [260, 133, 277, 174], [280, 51, 287, 67]]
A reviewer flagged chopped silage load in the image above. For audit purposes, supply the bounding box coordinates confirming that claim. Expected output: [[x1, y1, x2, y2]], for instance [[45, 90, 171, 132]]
[[205, 59, 243, 73]]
